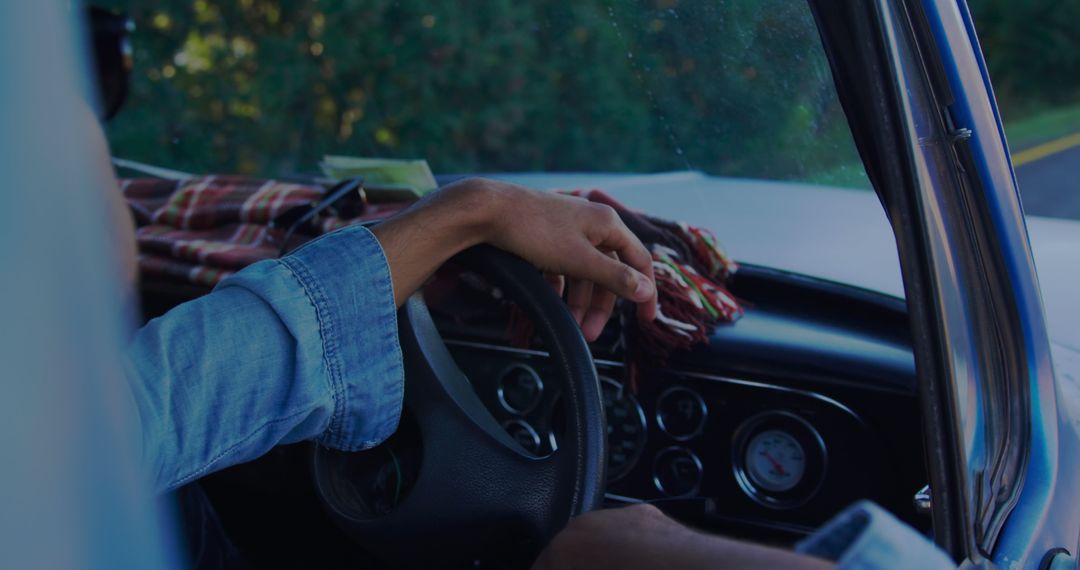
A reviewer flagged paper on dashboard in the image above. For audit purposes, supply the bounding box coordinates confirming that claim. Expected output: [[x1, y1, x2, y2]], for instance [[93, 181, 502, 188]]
[[321, 155, 438, 201]]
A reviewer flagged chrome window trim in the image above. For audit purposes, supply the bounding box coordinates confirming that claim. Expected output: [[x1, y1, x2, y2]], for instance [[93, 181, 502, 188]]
[[865, 0, 1051, 559]]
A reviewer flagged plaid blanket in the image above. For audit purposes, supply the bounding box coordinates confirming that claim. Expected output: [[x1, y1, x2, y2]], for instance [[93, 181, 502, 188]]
[[124, 175, 741, 366], [123, 176, 409, 286]]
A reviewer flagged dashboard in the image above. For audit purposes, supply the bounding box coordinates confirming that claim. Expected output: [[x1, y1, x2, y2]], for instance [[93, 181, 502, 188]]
[[432, 263, 929, 540], [138, 260, 930, 566]]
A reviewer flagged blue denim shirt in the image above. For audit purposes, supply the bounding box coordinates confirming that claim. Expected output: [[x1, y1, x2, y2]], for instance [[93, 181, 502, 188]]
[[125, 224, 404, 493]]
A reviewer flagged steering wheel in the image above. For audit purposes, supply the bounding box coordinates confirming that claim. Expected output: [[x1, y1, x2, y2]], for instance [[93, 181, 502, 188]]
[[312, 244, 607, 567]]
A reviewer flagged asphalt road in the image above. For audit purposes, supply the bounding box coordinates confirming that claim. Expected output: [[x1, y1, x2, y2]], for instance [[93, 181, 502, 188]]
[[1015, 134, 1080, 219]]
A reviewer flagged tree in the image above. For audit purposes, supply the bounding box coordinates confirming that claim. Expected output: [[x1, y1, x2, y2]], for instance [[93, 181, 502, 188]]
[[99, 0, 865, 186]]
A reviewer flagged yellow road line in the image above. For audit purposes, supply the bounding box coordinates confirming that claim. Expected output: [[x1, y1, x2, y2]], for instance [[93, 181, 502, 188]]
[[1013, 131, 1080, 166]]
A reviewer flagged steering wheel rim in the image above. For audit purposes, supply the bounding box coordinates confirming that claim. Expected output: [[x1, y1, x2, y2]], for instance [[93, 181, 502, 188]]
[[312, 244, 607, 567]]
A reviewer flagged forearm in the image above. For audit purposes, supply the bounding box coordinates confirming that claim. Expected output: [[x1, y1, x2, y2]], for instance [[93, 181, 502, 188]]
[[371, 181, 499, 307], [533, 504, 834, 570], [642, 528, 835, 569]]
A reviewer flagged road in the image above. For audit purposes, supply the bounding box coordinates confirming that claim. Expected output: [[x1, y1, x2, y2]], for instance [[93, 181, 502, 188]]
[[1014, 132, 1080, 219]]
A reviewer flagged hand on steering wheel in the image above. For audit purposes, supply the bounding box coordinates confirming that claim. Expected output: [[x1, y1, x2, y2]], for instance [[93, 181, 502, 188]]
[[313, 179, 658, 567], [368, 178, 658, 340]]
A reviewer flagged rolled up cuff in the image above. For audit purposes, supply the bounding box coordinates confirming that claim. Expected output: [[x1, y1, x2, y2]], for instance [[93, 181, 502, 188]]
[[280, 224, 404, 451]]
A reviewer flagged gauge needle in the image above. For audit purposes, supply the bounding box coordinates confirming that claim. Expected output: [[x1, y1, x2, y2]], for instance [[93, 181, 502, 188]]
[[763, 451, 788, 476]]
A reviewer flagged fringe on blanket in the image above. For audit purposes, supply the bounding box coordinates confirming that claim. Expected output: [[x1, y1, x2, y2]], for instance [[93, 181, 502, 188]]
[[567, 189, 743, 392]]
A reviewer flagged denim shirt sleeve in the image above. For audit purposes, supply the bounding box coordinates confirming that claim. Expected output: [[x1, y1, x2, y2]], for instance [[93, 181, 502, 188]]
[[795, 501, 954, 570], [125, 225, 404, 494]]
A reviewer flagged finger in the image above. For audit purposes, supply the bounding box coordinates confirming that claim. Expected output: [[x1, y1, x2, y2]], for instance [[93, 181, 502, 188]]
[[588, 208, 657, 321], [635, 265, 658, 324], [577, 245, 656, 320], [545, 272, 566, 297], [582, 254, 619, 341], [566, 277, 593, 326]]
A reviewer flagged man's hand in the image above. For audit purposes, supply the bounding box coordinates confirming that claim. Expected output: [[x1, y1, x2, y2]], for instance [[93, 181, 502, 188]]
[[532, 504, 835, 570], [371, 178, 658, 340]]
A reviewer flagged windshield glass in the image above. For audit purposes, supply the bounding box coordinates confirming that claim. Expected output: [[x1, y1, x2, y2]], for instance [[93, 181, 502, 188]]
[[102, 1, 903, 295], [103, 1, 868, 189]]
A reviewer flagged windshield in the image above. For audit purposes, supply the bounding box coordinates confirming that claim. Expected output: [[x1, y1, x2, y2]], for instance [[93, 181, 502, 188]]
[[102, 1, 868, 190]]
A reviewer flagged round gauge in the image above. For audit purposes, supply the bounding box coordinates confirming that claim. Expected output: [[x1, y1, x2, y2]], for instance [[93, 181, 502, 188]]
[[502, 419, 542, 455], [497, 364, 544, 415], [652, 447, 703, 497], [600, 377, 648, 482], [656, 386, 707, 440], [732, 412, 827, 509], [745, 430, 805, 492]]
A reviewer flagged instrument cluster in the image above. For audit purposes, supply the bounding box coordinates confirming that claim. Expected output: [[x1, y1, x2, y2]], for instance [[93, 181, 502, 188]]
[[448, 340, 896, 535]]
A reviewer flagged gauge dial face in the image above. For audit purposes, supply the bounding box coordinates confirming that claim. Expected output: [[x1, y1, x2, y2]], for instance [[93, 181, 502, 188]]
[[600, 377, 647, 481], [656, 386, 707, 440], [745, 429, 806, 492], [653, 447, 703, 497]]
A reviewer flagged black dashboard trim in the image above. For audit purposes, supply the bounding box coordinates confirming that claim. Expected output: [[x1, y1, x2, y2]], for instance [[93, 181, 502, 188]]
[[443, 338, 882, 514]]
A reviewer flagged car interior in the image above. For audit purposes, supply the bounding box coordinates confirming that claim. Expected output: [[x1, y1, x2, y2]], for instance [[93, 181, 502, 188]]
[[102, 1, 933, 568]]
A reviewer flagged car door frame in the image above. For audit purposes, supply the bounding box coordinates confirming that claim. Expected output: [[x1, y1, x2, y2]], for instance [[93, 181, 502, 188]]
[[811, 0, 1076, 566]]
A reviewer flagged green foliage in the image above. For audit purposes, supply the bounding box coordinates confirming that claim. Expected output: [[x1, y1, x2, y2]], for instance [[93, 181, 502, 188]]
[[1003, 101, 1080, 150], [99, 0, 867, 187], [969, 0, 1080, 119]]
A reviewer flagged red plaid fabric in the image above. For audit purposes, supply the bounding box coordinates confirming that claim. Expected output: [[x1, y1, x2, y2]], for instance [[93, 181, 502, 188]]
[[123, 176, 410, 287], [123, 175, 325, 229], [123, 176, 739, 371]]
